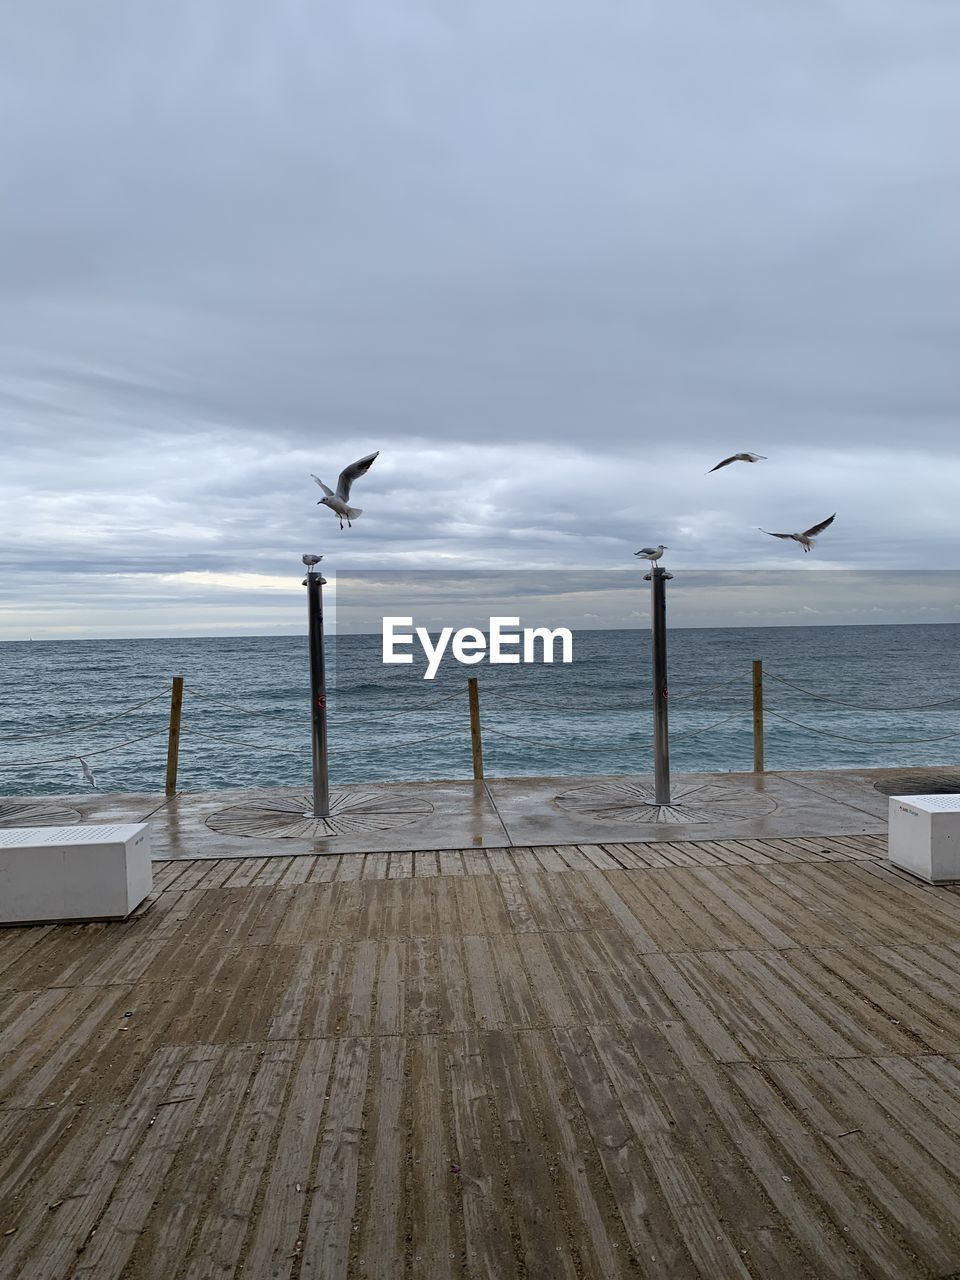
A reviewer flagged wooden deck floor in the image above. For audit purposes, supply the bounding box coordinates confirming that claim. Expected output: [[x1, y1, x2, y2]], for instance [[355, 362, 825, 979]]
[[4, 832, 960, 1277]]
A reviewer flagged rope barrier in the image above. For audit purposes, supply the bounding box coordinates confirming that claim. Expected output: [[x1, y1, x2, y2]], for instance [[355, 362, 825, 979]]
[[0, 727, 170, 770], [481, 688, 649, 712], [0, 691, 169, 743], [668, 679, 748, 704], [182, 724, 468, 754], [345, 688, 467, 721], [485, 726, 654, 752], [183, 687, 287, 717], [481, 677, 745, 712], [764, 670, 960, 712], [342, 726, 467, 752], [484, 709, 747, 753], [184, 683, 466, 720], [764, 708, 960, 746], [182, 728, 304, 754], [6, 663, 959, 789], [668, 712, 747, 741]]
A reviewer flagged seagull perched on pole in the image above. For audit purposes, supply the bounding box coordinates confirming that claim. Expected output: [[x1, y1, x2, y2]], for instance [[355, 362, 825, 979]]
[[635, 544, 668, 564], [708, 452, 767, 473], [311, 451, 379, 529], [759, 513, 836, 553]]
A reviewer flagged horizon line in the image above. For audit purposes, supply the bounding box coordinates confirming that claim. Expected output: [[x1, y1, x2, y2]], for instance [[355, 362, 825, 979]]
[[2, 617, 958, 644]]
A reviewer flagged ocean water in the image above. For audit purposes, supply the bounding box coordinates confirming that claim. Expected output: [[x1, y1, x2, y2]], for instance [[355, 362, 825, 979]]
[[1, 624, 959, 796]]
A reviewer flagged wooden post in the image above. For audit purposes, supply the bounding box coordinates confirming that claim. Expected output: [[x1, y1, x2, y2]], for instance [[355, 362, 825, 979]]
[[165, 675, 184, 796], [752, 658, 764, 773], [468, 677, 484, 781]]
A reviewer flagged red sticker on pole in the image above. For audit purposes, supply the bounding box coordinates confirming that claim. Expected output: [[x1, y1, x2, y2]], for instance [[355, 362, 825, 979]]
[[316, 693, 326, 711]]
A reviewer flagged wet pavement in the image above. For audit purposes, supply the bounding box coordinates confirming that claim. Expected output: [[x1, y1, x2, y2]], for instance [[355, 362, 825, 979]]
[[4, 763, 954, 858]]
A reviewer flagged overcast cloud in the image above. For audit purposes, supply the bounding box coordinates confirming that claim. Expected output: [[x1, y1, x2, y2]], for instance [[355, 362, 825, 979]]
[[1, 1, 959, 638]]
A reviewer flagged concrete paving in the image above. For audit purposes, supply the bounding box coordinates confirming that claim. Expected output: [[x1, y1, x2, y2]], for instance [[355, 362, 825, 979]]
[[151, 780, 508, 858], [4, 763, 955, 858], [776, 766, 906, 821], [487, 768, 887, 847], [0, 791, 170, 828]]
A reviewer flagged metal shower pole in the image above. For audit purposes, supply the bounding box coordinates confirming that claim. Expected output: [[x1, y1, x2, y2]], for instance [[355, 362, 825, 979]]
[[303, 554, 330, 819], [644, 565, 673, 806]]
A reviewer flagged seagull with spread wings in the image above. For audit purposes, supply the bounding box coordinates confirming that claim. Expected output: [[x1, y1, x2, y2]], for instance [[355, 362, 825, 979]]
[[708, 452, 767, 472], [311, 451, 379, 529], [759, 513, 836, 553]]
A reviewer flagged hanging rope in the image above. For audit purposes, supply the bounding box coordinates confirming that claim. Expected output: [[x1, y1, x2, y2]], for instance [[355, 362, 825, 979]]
[[0, 727, 170, 770], [484, 709, 746, 752], [183, 687, 288, 717], [182, 724, 467, 754], [480, 676, 746, 712], [342, 726, 467, 752], [481, 688, 649, 712], [0, 691, 169, 743], [344, 686, 467, 721], [184, 682, 465, 720], [485, 726, 654, 752], [668, 712, 747, 741], [668, 677, 749, 704], [181, 728, 304, 754], [764, 707, 960, 746], [764, 670, 960, 712]]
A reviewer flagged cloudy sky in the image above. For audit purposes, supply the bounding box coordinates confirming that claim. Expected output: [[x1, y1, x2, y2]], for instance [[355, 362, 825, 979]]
[[2, 1, 959, 639]]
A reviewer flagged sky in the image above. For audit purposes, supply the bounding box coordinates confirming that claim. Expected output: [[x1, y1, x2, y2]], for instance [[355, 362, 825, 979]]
[[1, 1, 959, 639], [333, 570, 960, 634]]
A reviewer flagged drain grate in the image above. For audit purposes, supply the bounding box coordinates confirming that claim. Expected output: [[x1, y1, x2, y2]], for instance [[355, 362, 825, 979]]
[[204, 789, 435, 839], [0, 800, 82, 828], [555, 779, 778, 825]]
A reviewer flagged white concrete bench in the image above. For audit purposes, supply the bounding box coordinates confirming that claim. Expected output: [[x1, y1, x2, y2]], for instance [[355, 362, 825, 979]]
[[888, 794, 960, 883], [0, 823, 152, 924]]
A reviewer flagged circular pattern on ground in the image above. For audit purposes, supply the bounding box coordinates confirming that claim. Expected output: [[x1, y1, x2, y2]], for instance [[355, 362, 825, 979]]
[[204, 789, 435, 839], [0, 799, 82, 827], [554, 779, 778, 825], [873, 771, 960, 797]]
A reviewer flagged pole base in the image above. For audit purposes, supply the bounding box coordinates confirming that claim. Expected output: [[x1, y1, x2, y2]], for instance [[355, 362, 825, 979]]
[[634, 802, 703, 825], [205, 788, 435, 840], [555, 779, 778, 825]]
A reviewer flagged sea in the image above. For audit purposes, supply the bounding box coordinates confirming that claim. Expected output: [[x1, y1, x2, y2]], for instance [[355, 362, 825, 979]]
[[1, 624, 959, 797]]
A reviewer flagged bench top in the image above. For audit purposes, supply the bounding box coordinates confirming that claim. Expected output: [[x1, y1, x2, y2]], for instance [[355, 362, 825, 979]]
[[0, 823, 148, 848], [890, 794, 960, 814]]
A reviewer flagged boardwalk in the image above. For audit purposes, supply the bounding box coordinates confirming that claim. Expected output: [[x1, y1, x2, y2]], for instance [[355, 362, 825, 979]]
[[4, 832, 960, 1277]]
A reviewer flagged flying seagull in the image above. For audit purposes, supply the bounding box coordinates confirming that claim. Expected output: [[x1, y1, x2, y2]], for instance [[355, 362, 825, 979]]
[[311, 451, 379, 529], [708, 452, 767, 473], [78, 757, 97, 788], [759, 513, 836, 553], [635, 545, 668, 563]]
